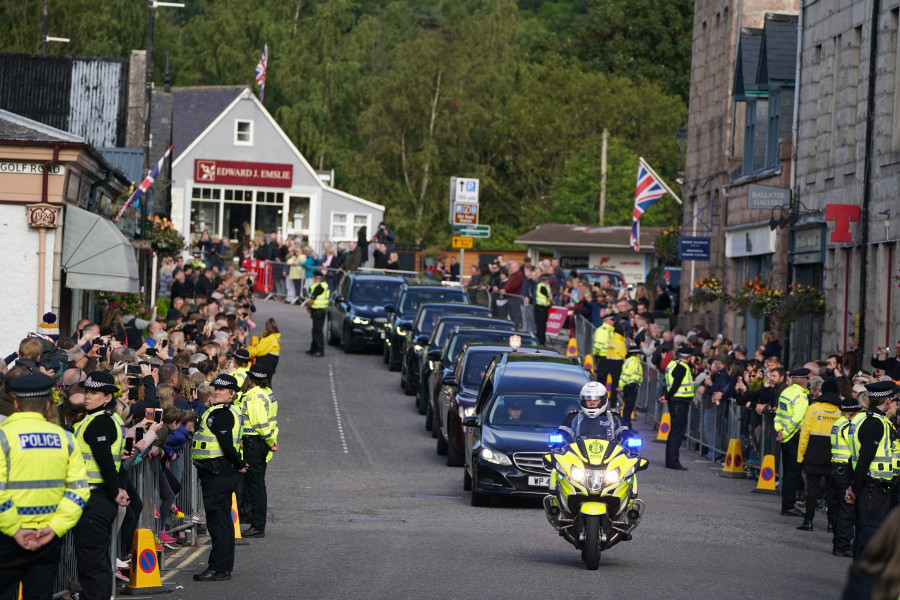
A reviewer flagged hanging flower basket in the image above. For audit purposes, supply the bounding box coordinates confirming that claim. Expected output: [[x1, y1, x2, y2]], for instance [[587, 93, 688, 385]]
[[690, 275, 725, 306], [147, 216, 187, 259], [770, 283, 826, 326], [653, 228, 681, 266], [726, 276, 782, 318], [97, 291, 148, 318]]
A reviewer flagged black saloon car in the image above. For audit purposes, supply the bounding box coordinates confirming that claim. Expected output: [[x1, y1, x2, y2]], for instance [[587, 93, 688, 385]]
[[463, 354, 591, 506], [326, 272, 406, 353], [383, 284, 469, 371]]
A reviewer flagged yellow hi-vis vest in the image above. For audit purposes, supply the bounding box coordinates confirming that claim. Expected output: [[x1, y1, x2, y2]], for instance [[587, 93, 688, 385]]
[[850, 413, 896, 481], [665, 360, 695, 398], [619, 355, 644, 387], [231, 366, 249, 389], [191, 403, 242, 460], [847, 411, 870, 465], [241, 386, 279, 447], [0, 412, 90, 537], [74, 411, 125, 484], [607, 332, 627, 360], [830, 415, 851, 464], [311, 281, 330, 309], [774, 384, 809, 443], [535, 282, 552, 307], [592, 322, 613, 356]]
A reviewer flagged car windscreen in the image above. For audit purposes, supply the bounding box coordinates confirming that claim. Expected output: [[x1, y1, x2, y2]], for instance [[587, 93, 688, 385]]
[[462, 352, 502, 387], [349, 280, 403, 304], [414, 306, 465, 336], [578, 273, 623, 291], [398, 289, 467, 316], [445, 332, 538, 368], [433, 319, 514, 348], [486, 393, 581, 428]]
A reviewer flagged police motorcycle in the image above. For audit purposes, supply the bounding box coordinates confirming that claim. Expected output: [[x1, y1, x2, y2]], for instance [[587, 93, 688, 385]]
[[542, 382, 648, 570]]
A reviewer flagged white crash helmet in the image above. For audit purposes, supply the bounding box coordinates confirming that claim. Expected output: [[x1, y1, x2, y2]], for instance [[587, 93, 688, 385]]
[[579, 381, 608, 418]]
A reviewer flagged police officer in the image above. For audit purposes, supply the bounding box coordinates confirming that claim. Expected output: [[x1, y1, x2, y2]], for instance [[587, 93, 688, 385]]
[[846, 381, 899, 559], [228, 348, 252, 409], [775, 368, 811, 517], [0, 374, 90, 600], [240, 364, 279, 538], [617, 346, 644, 430], [830, 394, 862, 557], [533, 274, 552, 345], [592, 314, 616, 392], [192, 374, 248, 582], [306, 271, 329, 357], [558, 382, 628, 443], [73, 371, 129, 600], [659, 345, 695, 471]]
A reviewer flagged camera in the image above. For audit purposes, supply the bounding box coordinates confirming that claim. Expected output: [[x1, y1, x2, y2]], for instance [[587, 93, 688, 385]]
[[126, 364, 142, 376]]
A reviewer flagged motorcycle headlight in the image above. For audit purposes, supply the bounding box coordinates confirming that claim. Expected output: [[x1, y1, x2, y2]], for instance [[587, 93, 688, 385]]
[[480, 445, 512, 466], [604, 467, 621, 486], [569, 465, 586, 484], [352, 316, 371, 325]]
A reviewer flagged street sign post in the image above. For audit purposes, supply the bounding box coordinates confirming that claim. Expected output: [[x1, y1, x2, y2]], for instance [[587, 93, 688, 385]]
[[452, 202, 479, 226], [449, 177, 479, 225], [452, 236, 474, 249], [455, 225, 490, 238]]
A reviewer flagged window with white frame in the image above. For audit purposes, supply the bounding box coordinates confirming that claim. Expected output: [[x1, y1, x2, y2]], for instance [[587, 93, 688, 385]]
[[330, 212, 371, 241], [234, 120, 253, 145]]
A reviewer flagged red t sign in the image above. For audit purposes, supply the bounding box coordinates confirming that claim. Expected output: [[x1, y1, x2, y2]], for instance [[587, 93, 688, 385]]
[[825, 204, 860, 243]]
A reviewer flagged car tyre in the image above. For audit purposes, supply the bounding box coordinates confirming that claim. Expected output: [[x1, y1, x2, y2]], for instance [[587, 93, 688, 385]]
[[583, 515, 601, 570], [446, 430, 464, 467], [470, 470, 489, 507], [388, 340, 401, 372], [436, 427, 448, 456], [416, 382, 427, 413], [404, 362, 417, 396], [425, 402, 433, 431], [463, 466, 472, 491], [429, 404, 438, 438], [343, 324, 355, 354], [326, 316, 340, 345], [383, 342, 390, 364]]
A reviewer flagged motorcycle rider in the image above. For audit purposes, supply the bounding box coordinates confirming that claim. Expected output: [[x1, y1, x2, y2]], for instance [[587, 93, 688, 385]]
[[558, 382, 629, 443]]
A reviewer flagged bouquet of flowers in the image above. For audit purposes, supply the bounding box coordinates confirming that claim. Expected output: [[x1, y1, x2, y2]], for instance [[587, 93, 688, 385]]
[[690, 275, 725, 305], [147, 216, 186, 259]]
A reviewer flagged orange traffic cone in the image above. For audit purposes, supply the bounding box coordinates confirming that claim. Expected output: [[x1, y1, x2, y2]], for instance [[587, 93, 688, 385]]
[[751, 454, 779, 494], [567, 337, 578, 357], [232, 493, 249, 545], [655, 411, 671, 443], [583, 354, 594, 374], [121, 529, 172, 595], [719, 438, 747, 478]]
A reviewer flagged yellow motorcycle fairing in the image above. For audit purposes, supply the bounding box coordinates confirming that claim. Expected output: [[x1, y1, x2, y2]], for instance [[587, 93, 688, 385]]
[[545, 438, 639, 500], [579, 502, 608, 516]]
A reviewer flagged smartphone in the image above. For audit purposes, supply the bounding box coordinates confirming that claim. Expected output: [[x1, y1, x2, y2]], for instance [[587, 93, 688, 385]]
[[146, 348, 158, 357], [145, 408, 154, 421], [161, 339, 168, 348], [124, 438, 134, 453], [154, 408, 163, 424], [135, 428, 144, 442], [126, 364, 141, 376]]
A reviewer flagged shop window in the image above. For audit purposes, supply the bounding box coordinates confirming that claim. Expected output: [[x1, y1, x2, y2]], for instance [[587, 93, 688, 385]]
[[330, 212, 371, 241], [289, 196, 310, 231], [191, 201, 220, 242], [256, 191, 283, 204], [191, 187, 221, 200], [235, 120, 253, 146], [224, 189, 253, 202]]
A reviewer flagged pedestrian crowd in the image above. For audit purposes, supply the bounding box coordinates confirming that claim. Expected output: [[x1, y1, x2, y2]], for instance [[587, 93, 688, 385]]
[[1, 265, 281, 598]]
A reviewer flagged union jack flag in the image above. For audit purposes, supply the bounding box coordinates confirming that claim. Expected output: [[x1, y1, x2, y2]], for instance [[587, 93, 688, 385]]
[[255, 45, 268, 102], [631, 158, 679, 251], [114, 145, 173, 224]]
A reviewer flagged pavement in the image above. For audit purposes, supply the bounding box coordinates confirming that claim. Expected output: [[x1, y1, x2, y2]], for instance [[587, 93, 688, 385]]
[[145, 299, 849, 600]]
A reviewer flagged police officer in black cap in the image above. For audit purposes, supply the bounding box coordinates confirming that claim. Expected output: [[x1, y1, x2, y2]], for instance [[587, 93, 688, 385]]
[[845, 380, 900, 558], [306, 270, 329, 357], [191, 374, 248, 582], [660, 345, 696, 470]]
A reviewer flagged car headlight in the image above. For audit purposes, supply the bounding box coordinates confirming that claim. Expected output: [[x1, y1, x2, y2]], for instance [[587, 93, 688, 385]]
[[480, 445, 512, 466], [352, 316, 371, 325], [459, 406, 476, 419], [414, 344, 424, 353], [396, 326, 409, 336], [569, 465, 586, 484], [604, 467, 621, 486]]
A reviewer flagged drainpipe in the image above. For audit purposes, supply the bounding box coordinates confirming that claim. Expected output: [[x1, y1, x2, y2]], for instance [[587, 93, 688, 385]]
[[858, 0, 880, 369], [38, 144, 61, 321], [88, 167, 114, 212]]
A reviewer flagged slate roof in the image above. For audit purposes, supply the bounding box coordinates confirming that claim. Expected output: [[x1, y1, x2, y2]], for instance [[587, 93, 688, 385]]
[[171, 86, 244, 158], [733, 28, 763, 100], [514, 223, 663, 249], [0, 108, 85, 143], [757, 13, 798, 90]]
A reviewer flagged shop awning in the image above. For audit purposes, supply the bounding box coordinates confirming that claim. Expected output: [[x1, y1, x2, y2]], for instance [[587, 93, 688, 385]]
[[62, 206, 139, 293]]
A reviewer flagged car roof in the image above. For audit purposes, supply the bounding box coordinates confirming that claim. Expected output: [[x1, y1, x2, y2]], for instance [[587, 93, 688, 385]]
[[493, 355, 591, 394], [462, 343, 558, 354], [436, 315, 512, 326], [415, 302, 477, 311], [347, 272, 406, 283], [401, 284, 462, 292]]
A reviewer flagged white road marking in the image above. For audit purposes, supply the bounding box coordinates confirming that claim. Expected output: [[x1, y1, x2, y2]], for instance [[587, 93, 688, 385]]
[[161, 545, 206, 581], [329, 365, 350, 454]]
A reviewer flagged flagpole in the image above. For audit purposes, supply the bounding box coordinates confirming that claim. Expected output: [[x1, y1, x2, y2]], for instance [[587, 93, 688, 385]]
[[639, 157, 682, 205]]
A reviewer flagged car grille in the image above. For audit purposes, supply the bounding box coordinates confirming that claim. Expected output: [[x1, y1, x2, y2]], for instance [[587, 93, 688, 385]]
[[374, 318, 388, 324], [513, 452, 549, 475]]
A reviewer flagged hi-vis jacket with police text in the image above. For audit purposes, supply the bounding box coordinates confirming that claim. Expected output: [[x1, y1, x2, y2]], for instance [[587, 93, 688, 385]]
[[830, 415, 852, 464], [0, 412, 90, 537], [619, 355, 643, 388], [797, 394, 841, 468], [774, 384, 809, 442], [592, 322, 614, 356], [242, 386, 279, 449]]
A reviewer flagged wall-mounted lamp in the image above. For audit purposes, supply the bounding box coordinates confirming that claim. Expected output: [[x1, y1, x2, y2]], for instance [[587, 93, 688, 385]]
[[879, 210, 891, 239]]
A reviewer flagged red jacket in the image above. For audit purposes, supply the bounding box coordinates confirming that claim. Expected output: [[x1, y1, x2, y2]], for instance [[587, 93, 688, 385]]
[[504, 270, 524, 296]]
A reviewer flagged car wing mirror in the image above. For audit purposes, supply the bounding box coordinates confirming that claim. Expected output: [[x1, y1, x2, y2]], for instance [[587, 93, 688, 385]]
[[442, 375, 457, 386], [333, 294, 344, 303], [427, 349, 442, 361], [462, 416, 479, 428]]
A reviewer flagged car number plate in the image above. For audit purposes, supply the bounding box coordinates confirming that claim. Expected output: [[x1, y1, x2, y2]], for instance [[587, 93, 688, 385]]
[[380, 331, 386, 339], [528, 476, 550, 487]]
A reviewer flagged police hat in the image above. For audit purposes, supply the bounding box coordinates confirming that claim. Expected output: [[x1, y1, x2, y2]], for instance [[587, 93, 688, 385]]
[[676, 345, 694, 357], [7, 373, 55, 398], [83, 371, 119, 394], [627, 346, 643, 354], [248, 364, 273, 380], [840, 396, 862, 412], [211, 374, 240, 392], [602, 313, 616, 322], [789, 368, 811, 378], [230, 348, 251, 362], [865, 380, 898, 400]]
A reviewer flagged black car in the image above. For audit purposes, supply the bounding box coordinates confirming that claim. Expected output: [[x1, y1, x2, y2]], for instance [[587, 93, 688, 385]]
[[415, 315, 516, 414], [326, 272, 406, 353], [400, 303, 492, 397], [424, 328, 539, 427], [383, 284, 469, 371], [436, 344, 558, 467], [463, 354, 592, 506]]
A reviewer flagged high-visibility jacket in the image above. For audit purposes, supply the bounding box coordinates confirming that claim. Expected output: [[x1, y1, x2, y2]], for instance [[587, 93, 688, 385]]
[[797, 400, 841, 465], [619, 355, 644, 388], [592, 322, 614, 356], [231, 366, 249, 389], [241, 386, 279, 449], [248, 333, 280, 359], [665, 360, 695, 398], [847, 411, 870, 465], [311, 282, 330, 309], [0, 412, 90, 537], [74, 411, 124, 484], [606, 332, 627, 360], [774, 384, 809, 442], [850, 412, 896, 481], [830, 415, 852, 464], [191, 403, 242, 460], [535, 282, 552, 307]]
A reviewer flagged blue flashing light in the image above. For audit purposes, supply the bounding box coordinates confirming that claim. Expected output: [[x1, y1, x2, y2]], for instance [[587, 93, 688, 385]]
[[549, 434, 565, 445], [624, 437, 643, 449]]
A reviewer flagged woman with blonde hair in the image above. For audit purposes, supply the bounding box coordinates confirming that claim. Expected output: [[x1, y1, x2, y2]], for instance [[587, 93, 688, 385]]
[[249, 318, 281, 380]]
